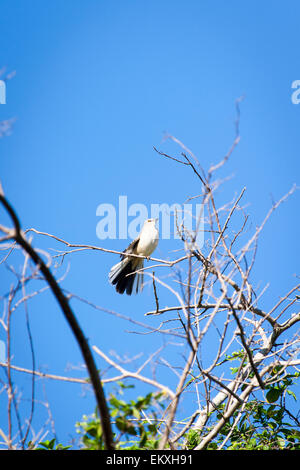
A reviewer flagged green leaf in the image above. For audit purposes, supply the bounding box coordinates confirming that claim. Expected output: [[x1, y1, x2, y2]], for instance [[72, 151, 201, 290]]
[[287, 389, 297, 401], [38, 438, 56, 450], [148, 423, 157, 434], [115, 417, 137, 436], [266, 388, 282, 403], [132, 407, 141, 419]]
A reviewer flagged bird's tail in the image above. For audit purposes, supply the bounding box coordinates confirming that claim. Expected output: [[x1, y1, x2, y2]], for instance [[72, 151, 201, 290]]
[[109, 258, 144, 295]]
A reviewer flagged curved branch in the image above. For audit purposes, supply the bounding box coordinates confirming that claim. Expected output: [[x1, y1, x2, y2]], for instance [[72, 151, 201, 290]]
[[0, 194, 114, 450]]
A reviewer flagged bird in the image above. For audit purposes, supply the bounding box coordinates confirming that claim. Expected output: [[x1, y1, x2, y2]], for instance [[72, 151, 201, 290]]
[[109, 218, 159, 295]]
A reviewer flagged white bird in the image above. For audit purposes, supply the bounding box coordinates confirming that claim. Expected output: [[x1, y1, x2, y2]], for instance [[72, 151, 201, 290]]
[[109, 218, 159, 295]]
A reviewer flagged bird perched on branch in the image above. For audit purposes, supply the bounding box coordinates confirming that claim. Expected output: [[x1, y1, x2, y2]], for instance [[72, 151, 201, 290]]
[[109, 218, 159, 295]]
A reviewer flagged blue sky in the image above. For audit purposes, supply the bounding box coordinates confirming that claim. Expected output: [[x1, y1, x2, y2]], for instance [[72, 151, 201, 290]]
[[0, 0, 299, 447]]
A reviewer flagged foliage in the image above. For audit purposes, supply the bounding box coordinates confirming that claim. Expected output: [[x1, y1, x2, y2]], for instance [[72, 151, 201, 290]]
[[30, 438, 71, 450], [31, 367, 299, 450], [76, 382, 164, 450], [187, 399, 300, 450], [185, 357, 300, 450]]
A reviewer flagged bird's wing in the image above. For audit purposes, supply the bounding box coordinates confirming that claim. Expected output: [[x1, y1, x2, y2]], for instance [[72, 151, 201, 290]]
[[120, 236, 140, 260]]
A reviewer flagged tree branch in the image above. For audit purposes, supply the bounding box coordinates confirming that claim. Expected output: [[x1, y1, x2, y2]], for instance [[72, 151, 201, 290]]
[[0, 194, 114, 450]]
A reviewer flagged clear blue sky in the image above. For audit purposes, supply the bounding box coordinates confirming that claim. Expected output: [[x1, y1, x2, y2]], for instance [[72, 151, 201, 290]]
[[0, 0, 299, 447]]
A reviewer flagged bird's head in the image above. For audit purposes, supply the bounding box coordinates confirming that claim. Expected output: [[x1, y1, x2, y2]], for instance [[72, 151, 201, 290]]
[[145, 218, 158, 227]]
